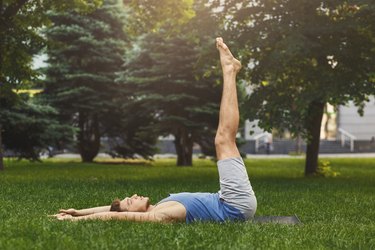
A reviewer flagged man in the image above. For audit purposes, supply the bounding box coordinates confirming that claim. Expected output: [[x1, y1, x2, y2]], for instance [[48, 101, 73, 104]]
[[53, 37, 257, 223]]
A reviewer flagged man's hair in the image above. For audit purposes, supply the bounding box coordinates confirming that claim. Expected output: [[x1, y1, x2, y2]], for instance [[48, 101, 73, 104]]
[[110, 198, 126, 212]]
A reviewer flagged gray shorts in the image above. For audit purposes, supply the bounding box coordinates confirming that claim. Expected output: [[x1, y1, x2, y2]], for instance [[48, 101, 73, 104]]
[[218, 157, 257, 219]]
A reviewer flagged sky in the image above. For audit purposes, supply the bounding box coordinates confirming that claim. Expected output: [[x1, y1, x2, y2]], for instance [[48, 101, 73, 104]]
[[32, 54, 48, 70]]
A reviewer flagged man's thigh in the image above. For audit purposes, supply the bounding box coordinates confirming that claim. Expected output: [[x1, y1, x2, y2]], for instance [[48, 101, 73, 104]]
[[217, 157, 256, 217]]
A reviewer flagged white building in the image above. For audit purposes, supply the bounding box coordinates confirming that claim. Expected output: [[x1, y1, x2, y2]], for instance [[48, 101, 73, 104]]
[[245, 96, 375, 141], [337, 97, 375, 140]]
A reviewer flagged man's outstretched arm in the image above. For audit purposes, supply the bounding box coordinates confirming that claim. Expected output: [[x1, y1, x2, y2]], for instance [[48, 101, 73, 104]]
[[55, 211, 173, 223], [59, 206, 111, 216]]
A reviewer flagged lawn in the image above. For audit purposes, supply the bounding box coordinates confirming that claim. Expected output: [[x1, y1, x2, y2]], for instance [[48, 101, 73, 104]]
[[0, 157, 374, 249]]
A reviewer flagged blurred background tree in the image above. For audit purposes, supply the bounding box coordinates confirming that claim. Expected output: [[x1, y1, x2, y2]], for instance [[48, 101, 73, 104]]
[[117, 24, 222, 166], [0, 0, 202, 168], [218, 0, 375, 175], [0, 0, 102, 170], [123, 0, 195, 35], [0, 93, 74, 160], [115, 0, 239, 166], [42, 0, 136, 162]]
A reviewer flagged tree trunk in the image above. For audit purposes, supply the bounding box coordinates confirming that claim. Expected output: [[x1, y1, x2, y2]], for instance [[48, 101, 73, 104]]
[[305, 101, 325, 176], [0, 15, 4, 170], [174, 128, 193, 166], [295, 134, 302, 154], [78, 112, 100, 163], [0, 124, 4, 171]]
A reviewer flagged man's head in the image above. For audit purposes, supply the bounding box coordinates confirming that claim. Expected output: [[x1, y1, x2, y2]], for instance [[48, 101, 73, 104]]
[[110, 194, 151, 212]]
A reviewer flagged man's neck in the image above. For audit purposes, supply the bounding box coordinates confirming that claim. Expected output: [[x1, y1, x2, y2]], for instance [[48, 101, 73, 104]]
[[147, 205, 155, 212]]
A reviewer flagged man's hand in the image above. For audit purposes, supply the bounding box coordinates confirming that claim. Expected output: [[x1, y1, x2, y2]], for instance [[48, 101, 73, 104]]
[[50, 213, 77, 221], [55, 213, 77, 221], [59, 208, 78, 216]]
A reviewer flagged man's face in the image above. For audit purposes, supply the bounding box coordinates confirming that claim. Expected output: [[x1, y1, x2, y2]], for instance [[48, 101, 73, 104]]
[[120, 194, 150, 212]]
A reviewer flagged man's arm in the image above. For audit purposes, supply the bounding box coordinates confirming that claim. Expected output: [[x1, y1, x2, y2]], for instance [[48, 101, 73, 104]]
[[57, 211, 173, 223], [59, 206, 111, 216]]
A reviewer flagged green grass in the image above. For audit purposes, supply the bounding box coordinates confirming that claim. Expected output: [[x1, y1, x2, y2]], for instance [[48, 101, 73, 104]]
[[0, 157, 374, 249]]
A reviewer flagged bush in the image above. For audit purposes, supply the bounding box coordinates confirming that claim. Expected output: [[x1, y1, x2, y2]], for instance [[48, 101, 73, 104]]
[[316, 160, 340, 177]]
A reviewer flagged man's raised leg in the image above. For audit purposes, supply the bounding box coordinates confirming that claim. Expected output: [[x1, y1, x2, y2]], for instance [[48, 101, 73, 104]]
[[215, 37, 242, 160], [215, 38, 256, 219]]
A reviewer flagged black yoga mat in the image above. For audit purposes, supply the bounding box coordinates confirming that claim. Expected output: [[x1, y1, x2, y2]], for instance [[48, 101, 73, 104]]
[[251, 215, 301, 225]]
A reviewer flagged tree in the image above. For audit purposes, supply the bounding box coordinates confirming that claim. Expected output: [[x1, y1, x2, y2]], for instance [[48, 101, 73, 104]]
[[100, 95, 159, 160], [1, 93, 74, 160], [0, 0, 102, 170], [123, 0, 195, 35], [117, 30, 223, 166], [222, 0, 375, 175], [0, 0, 196, 168], [0, 0, 100, 89], [118, 0, 249, 165], [43, 0, 152, 162]]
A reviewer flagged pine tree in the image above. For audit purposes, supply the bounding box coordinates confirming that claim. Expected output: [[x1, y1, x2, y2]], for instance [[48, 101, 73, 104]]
[[1, 93, 74, 160], [0, 0, 100, 169], [117, 29, 222, 166], [43, 0, 139, 162]]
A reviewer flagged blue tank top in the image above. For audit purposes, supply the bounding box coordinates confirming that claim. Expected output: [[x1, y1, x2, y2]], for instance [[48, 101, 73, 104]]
[[157, 192, 244, 223]]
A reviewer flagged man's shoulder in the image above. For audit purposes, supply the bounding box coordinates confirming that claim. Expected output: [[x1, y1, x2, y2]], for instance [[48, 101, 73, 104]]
[[153, 202, 187, 222]]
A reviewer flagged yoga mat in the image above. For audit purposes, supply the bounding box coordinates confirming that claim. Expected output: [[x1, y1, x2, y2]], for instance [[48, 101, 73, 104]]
[[251, 215, 301, 225]]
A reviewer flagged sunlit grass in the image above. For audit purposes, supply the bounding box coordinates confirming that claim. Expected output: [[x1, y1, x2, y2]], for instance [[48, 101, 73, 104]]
[[0, 158, 374, 249]]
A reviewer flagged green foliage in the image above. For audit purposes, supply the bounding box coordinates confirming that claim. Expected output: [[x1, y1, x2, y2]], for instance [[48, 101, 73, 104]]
[[0, 94, 74, 160], [117, 2, 226, 165], [123, 0, 195, 35], [102, 101, 158, 160], [43, 0, 157, 161], [316, 160, 340, 177], [217, 0, 375, 173], [0, 0, 102, 166], [0, 158, 374, 249], [117, 31, 221, 165], [0, 0, 102, 89], [224, 0, 375, 136]]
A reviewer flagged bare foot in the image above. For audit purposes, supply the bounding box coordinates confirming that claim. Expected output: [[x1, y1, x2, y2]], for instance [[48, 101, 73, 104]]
[[216, 37, 242, 73]]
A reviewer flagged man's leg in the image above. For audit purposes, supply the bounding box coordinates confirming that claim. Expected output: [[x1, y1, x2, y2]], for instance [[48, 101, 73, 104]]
[[215, 37, 242, 160], [215, 38, 257, 219]]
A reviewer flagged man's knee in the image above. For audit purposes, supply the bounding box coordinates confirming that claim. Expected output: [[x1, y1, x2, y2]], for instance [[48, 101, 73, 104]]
[[215, 133, 235, 148], [215, 133, 239, 159]]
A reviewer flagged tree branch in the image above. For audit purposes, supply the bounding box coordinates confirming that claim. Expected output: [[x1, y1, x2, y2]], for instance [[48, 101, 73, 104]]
[[3, 0, 29, 19]]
